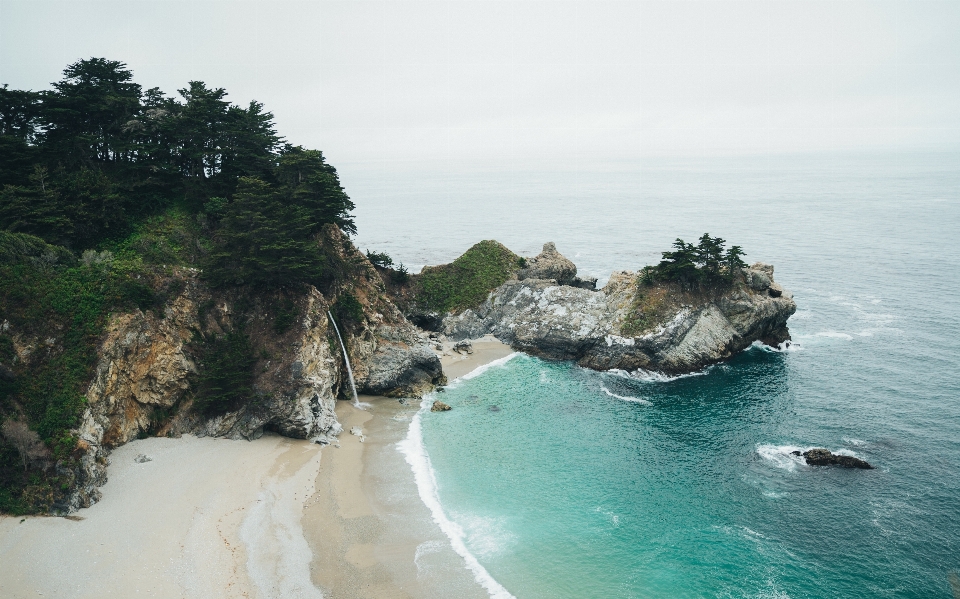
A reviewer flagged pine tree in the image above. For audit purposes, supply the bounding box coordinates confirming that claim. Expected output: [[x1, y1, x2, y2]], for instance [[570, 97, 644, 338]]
[[206, 177, 324, 287]]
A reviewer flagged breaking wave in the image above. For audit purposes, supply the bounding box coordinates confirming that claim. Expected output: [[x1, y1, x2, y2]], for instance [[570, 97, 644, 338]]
[[599, 384, 652, 405], [398, 398, 517, 599]]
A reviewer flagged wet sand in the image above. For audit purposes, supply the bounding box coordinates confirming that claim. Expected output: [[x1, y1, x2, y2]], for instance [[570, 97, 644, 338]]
[[303, 336, 516, 598]]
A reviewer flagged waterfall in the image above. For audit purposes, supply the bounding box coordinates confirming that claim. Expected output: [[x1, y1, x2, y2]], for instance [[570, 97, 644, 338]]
[[327, 311, 367, 409]]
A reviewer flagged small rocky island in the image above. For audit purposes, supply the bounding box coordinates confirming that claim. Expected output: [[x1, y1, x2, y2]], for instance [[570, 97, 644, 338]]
[[793, 448, 874, 469], [438, 241, 795, 375]]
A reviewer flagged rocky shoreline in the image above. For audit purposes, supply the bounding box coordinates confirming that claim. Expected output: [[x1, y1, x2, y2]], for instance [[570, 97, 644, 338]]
[[7, 234, 795, 512]]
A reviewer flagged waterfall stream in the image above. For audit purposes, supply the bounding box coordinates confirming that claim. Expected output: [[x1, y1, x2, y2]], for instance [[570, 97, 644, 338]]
[[327, 311, 367, 409]]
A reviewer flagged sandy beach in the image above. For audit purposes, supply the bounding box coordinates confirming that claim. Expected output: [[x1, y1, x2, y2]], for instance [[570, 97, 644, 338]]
[[0, 337, 513, 599]]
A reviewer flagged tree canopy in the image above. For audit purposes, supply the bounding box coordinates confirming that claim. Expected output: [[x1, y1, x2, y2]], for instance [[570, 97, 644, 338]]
[[0, 57, 354, 286], [642, 234, 747, 289]]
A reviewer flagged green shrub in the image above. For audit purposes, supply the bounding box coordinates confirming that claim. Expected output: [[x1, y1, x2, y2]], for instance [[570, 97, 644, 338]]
[[415, 240, 520, 313], [392, 263, 410, 285], [333, 292, 364, 325], [643, 234, 746, 290], [193, 330, 256, 416], [273, 298, 298, 334], [365, 249, 393, 269]]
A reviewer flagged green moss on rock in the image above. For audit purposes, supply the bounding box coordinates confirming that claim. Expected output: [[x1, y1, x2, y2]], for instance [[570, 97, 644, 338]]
[[415, 240, 522, 313]]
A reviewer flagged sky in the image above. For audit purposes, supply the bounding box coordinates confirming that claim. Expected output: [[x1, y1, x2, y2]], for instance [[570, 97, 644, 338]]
[[1, 0, 959, 170]]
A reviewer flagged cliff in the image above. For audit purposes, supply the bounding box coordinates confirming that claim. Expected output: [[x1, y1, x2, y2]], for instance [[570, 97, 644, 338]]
[[3, 226, 443, 512]]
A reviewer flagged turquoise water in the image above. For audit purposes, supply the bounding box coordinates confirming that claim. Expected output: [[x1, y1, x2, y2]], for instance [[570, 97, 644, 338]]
[[356, 152, 960, 598]]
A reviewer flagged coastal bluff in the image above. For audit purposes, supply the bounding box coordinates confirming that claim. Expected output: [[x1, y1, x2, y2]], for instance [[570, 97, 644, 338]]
[[3, 233, 792, 514], [5, 226, 443, 512], [435, 243, 796, 375]]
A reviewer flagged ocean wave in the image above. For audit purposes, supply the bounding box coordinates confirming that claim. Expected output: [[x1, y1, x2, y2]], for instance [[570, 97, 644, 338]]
[[757, 444, 809, 471], [793, 331, 853, 341], [608, 366, 711, 383], [842, 437, 868, 447], [459, 352, 522, 381], [599, 384, 652, 405], [398, 401, 517, 599], [749, 340, 802, 353]]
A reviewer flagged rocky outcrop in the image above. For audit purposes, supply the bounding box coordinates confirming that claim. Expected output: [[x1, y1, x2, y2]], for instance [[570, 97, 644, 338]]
[[59, 226, 443, 512], [793, 448, 873, 469], [518, 242, 577, 285], [318, 225, 445, 398], [431, 400, 451, 412], [443, 252, 796, 375]]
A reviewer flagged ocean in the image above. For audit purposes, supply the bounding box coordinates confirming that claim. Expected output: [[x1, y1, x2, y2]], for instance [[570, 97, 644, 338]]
[[350, 151, 960, 598]]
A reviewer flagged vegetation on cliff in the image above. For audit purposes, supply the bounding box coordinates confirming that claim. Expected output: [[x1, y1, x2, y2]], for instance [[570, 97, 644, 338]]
[[414, 240, 523, 313], [0, 58, 358, 513], [621, 234, 749, 336], [640, 234, 747, 290]]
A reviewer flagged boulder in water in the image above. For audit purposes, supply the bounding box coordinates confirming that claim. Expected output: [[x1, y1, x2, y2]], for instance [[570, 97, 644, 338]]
[[431, 400, 452, 412], [792, 448, 873, 469]]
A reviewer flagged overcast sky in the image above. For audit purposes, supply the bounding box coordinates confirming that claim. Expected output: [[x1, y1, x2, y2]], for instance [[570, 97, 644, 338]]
[[1, 0, 958, 168]]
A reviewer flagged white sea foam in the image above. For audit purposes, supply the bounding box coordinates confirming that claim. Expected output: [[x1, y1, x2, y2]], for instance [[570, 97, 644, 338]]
[[756, 444, 809, 471], [609, 366, 711, 383], [757, 443, 864, 471], [794, 331, 853, 342], [749, 340, 802, 353], [398, 400, 517, 599], [413, 539, 446, 577], [459, 352, 522, 381], [599, 384, 652, 405], [595, 506, 622, 527], [842, 437, 868, 447], [452, 513, 517, 559]]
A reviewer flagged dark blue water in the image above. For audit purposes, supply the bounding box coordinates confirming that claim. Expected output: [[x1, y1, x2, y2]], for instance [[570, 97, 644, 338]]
[[354, 151, 960, 598]]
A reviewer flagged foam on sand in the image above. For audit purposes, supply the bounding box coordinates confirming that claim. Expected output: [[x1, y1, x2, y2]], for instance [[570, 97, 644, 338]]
[[398, 399, 518, 599], [460, 352, 521, 381]]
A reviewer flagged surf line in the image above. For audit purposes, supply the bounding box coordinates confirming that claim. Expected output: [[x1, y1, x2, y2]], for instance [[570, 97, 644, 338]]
[[398, 398, 518, 599]]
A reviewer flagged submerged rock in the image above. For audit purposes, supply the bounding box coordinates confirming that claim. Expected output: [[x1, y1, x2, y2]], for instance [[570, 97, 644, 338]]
[[133, 454, 152, 463], [793, 448, 874, 469], [431, 400, 452, 412]]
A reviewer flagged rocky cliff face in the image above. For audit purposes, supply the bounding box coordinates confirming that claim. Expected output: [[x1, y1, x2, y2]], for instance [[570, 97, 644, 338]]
[[61, 226, 442, 512], [442, 252, 795, 375]]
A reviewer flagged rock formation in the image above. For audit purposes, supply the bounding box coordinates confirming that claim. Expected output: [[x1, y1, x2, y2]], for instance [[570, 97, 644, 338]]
[[793, 448, 874, 469], [56, 226, 443, 512], [442, 246, 796, 375], [518, 242, 578, 285]]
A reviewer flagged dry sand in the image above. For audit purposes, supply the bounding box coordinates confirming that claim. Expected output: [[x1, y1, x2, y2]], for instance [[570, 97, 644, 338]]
[[0, 433, 323, 599], [0, 337, 514, 599], [440, 335, 516, 380]]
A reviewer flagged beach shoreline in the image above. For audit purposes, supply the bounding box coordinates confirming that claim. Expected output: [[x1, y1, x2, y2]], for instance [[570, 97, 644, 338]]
[[302, 335, 515, 598], [0, 336, 514, 599]]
